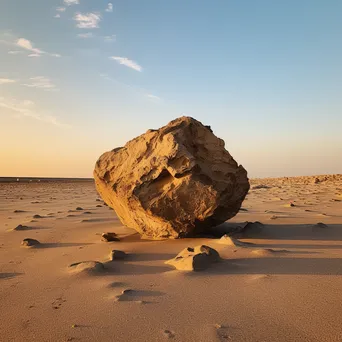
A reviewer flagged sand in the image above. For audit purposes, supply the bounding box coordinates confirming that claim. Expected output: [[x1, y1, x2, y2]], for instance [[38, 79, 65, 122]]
[[1, 175, 342, 341]]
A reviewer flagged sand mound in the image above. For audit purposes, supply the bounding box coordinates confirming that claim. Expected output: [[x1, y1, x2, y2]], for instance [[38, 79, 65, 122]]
[[68, 261, 105, 275], [251, 248, 289, 256], [218, 235, 254, 247]]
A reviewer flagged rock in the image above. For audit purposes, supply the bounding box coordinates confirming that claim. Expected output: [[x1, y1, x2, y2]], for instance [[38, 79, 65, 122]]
[[312, 222, 329, 231], [13, 224, 30, 231], [68, 261, 104, 274], [236, 221, 264, 236], [76, 207, 83, 211], [96, 205, 102, 207], [21, 238, 40, 247], [165, 245, 220, 271], [251, 184, 271, 190], [33, 214, 43, 219], [94, 116, 249, 239], [109, 250, 126, 260], [102, 232, 120, 242]]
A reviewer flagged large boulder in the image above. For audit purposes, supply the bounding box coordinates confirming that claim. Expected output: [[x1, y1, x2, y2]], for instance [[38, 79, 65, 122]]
[[94, 116, 249, 239]]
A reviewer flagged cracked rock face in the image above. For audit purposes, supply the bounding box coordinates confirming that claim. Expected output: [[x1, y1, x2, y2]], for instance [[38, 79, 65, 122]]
[[94, 116, 250, 239]]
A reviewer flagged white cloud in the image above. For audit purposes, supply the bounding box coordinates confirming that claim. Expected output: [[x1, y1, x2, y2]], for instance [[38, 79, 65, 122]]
[[105, 3, 113, 12], [0, 97, 69, 127], [0, 78, 16, 85], [22, 76, 58, 91], [64, 0, 79, 6], [56, 7, 66, 12], [54, 14, 61, 18], [147, 94, 162, 101], [74, 13, 101, 29], [8, 50, 23, 55], [104, 34, 116, 42], [15, 38, 60, 57], [110, 56, 142, 72], [17, 38, 43, 54], [77, 32, 93, 39]]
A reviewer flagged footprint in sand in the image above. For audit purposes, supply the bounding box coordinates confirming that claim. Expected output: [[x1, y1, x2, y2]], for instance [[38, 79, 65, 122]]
[[163, 330, 175, 339], [52, 297, 67, 310]]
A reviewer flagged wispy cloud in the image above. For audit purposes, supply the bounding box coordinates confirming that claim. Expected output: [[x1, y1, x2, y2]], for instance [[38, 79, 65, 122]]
[[0, 78, 16, 85], [105, 3, 113, 12], [64, 0, 79, 6], [77, 32, 93, 39], [74, 13, 101, 29], [100, 74, 162, 104], [56, 7, 66, 12], [146, 94, 162, 101], [104, 34, 116, 42], [8, 50, 23, 55], [0, 97, 69, 128], [13, 38, 61, 58], [109, 56, 142, 72], [22, 76, 58, 91], [54, 14, 61, 18]]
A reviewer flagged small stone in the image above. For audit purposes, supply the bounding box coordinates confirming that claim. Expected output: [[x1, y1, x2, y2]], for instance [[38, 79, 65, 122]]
[[312, 222, 329, 231], [109, 250, 126, 260], [33, 214, 43, 219], [102, 232, 120, 242], [122, 289, 133, 294], [165, 245, 220, 271], [76, 207, 83, 211], [96, 205, 102, 207], [13, 224, 30, 231], [21, 238, 40, 247]]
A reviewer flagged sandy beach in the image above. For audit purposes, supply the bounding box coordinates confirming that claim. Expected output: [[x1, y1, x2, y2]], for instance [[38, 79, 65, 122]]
[[1, 175, 342, 341]]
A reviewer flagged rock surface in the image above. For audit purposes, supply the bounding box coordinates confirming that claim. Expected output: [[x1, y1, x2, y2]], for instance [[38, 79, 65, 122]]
[[94, 116, 249, 239], [109, 250, 126, 260], [165, 245, 220, 271]]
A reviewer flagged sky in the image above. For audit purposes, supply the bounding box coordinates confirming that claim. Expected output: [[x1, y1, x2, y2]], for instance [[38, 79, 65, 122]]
[[0, 0, 342, 178]]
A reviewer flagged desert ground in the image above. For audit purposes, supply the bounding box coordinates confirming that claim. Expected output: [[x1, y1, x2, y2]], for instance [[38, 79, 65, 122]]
[[1, 175, 342, 342]]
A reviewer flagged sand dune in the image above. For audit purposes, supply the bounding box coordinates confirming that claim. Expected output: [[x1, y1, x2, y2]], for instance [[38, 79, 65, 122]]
[[1, 176, 342, 341]]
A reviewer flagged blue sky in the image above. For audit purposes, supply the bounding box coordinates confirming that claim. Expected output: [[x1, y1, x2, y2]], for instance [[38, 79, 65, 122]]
[[0, 0, 341, 177]]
